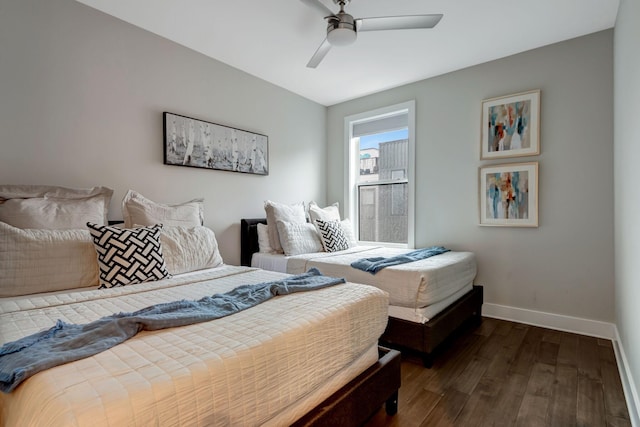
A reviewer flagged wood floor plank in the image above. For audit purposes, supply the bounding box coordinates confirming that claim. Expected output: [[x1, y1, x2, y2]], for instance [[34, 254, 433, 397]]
[[400, 388, 443, 426], [576, 376, 606, 427], [448, 355, 491, 395], [547, 364, 578, 427], [364, 318, 631, 427], [599, 355, 630, 420], [419, 388, 469, 427], [482, 373, 529, 427], [598, 343, 616, 364], [537, 340, 560, 366], [557, 332, 579, 367], [577, 336, 601, 381], [453, 376, 502, 426], [509, 326, 545, 377], [474, 316, 499, 337], [541, 328, 564, 345], [398, 362, 439, 409], [598, 338, 614, 348], [493, 319, 515, 336], [483, 326, 528, 380], [515, 362, 556, 426], [607, 415, 633, 427], [423, 334, 484, 395]]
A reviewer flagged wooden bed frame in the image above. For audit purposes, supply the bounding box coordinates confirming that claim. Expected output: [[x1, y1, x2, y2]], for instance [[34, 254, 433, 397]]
[[295, 347, 400, 426], [241, 218, 483, 367]]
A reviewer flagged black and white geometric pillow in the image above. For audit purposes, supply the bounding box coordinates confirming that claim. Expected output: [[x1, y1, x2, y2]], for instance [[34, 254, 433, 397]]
[[86, 223, 170, 288], [315, 219, 350, 253]]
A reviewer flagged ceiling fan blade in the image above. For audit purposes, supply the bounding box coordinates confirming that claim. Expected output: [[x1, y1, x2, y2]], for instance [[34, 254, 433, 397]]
[[356, 14, 443, 32], [299, 0, 334, 17], [307, 38, 332, 68]]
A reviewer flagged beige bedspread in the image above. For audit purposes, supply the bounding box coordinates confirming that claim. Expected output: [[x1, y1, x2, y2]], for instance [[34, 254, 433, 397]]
[[286, 246, 477, 309], [0, 265, 388, 426]]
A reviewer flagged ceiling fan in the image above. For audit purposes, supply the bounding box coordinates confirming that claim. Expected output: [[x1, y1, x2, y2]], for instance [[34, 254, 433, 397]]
[[301, 0, 443, 68]]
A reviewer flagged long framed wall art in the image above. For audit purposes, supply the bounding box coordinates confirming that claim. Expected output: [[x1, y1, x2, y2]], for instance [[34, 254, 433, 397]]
[[163, 112, 268, 175]]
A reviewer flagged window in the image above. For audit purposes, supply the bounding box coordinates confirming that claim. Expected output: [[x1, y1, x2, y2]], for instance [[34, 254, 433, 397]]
[[344, 101, 415, 247]]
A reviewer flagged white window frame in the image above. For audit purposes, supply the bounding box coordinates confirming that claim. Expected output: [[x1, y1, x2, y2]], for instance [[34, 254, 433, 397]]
[[344, 100, 415, 248]]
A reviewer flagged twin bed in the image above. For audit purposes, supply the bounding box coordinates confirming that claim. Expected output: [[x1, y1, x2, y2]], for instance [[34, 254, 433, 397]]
[[241, 218, 484, 367], [0, 187, 401, 426]]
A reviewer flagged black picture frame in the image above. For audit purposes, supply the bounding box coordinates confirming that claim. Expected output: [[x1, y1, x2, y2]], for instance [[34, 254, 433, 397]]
[[163, 112, 268, 175]]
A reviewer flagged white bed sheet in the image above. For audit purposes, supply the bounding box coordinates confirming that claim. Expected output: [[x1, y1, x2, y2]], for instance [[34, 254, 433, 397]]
[[251, 251, 289, 273], [0, 265, 389, 427], [252, 246, 476, 310], [387, 283, 474, 324]]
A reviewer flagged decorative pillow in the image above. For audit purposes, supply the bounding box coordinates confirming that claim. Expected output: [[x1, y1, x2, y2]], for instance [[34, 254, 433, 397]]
[[308, 201, 340, 223], [122, 190, 204, 229], [0, 185, 113, 229], [340, 218, 358, 247], [160, 226, 223, 275], [264, 200, 306, 253], [86, 223, 170, 288], [257, 223, 273, 253], [315, 219, 350, 253], [0, 221, 99, 297], [276, 221, 324, 256]]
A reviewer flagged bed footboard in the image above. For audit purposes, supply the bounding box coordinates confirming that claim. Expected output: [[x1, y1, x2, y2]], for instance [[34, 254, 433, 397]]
[[292, 347, 401, 426]]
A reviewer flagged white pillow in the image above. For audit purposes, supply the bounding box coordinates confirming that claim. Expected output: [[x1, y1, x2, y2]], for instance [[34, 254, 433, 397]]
[[0, 196, 107, 230], [0, 185, 113, 229], [276, 221, 324, 256], [0, 221, 99, 297], [257, 223, 273, 253], [122, 189, 204, 228], [161, 226, 223, 274], [264, 200, 306, 253], [340, 218, 358, 247], [308, 201, 340, 223]]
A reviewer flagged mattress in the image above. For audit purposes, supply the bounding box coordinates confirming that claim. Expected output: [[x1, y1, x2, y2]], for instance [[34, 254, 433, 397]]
[[0, 265, 389, 427], [253, 246, 476, 310], [387, 283, 473, 324]]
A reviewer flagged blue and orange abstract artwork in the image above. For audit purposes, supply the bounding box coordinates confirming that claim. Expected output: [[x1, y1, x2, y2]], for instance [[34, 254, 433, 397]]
[[485, 171, 529, 220], [481, 90, 540, 160], [488, 101, 531, 153]]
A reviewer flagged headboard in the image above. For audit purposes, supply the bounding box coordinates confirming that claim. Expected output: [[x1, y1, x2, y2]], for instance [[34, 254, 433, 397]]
[[240, 218, 267, 267]]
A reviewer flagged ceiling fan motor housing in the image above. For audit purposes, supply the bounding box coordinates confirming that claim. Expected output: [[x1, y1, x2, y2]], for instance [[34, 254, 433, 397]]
[[326, 12, 356, 46]]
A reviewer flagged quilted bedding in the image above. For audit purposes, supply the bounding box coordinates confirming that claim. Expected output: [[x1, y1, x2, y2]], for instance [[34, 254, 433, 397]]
[[0, 265, 389, 426], [285, 246, 477, 309]]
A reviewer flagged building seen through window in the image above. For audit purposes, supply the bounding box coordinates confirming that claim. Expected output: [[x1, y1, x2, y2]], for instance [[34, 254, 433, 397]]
[[357, 129, 409, 244]]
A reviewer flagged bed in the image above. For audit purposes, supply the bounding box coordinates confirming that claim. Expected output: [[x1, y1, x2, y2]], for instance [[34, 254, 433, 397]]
[[241, 218, 484, 367], [0, 186, 401, 426]]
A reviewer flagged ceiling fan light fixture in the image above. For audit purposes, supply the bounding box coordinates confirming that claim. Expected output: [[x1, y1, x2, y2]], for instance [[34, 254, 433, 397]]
[[327, 26, 357, 46], [303, 0, 442, 67]]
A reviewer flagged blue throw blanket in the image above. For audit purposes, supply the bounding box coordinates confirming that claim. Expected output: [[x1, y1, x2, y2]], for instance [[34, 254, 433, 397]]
[[351, 246, 450, 274], [0, 268, 344, 393]]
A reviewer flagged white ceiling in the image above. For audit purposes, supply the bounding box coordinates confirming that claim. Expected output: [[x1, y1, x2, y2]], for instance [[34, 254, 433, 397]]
[[75, 0, 619, 106]]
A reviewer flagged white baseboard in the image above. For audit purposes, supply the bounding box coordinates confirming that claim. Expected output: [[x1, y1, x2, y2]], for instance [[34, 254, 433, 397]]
[[482, 303, 616, 339], [614, 327, 640, 427], [482, 303, 638, 426]]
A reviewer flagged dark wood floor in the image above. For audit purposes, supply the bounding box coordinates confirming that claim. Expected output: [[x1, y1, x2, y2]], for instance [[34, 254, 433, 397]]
[[366, 317, 631, 427]]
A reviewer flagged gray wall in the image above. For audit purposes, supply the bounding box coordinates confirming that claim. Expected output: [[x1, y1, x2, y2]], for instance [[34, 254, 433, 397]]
[[328, 31, 615, 322], [0, 0, 327, 265], [614, 0, 640, 420]]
